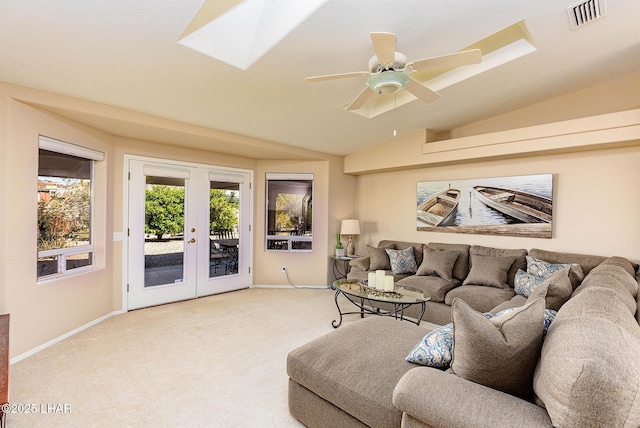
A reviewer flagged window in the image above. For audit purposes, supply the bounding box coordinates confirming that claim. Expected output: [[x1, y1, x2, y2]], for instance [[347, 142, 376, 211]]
[[266, 173, 313, 252], [37, 136, 104, 279]]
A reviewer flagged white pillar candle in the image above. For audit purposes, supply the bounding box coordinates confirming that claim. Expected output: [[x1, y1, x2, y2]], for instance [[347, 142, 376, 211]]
[[367, 272, 376, 288], [384, 275, 394, 291], [375, 270, 385, 290]]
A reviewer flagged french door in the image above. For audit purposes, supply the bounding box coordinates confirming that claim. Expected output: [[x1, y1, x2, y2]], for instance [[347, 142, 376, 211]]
[[126, 157, 252, 310]]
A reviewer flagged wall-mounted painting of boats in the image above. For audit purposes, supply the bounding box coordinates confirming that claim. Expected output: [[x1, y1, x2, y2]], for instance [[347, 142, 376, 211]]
[[417, 174, 553, 238]]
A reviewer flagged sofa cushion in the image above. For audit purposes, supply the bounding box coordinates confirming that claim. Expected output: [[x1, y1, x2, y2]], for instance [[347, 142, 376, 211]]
[[490, 294, 528, 314], [599, 256, 637, 279], [385, 246, 418, 275], [426, 243, 470, 282], [349, 256, 370, 272], [463, 254, 516, 290], [416, 249, 458, 281], [572, 265, 638, 316], [579, 264, 639, 298], [528, 248, 606, 276], [445, 285, 515, 313], [393, 368, 554, 428], [367, 244, 394, 270], [287, 316, 434, 428], [527, 268, 573, 311], [451, 298, 545, 398], [396, 275, 460, 303], [470, 245, 527, 287], [533, 315, 640, 427]]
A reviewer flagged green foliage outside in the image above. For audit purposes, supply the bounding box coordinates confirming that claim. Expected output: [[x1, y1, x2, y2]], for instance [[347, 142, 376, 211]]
[[37, 179, 91, 251], [144, 185, 239, 240], [145, 185, 185, 239], [209, 189, 239, 232], [275, 193, 312, 233]]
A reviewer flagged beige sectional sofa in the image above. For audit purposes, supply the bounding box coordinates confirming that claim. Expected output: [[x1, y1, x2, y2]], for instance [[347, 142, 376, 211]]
[[347, 240, 605, 325], [287, 242, 640, 427]]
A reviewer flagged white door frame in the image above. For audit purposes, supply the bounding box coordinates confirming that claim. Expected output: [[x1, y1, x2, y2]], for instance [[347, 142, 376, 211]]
[[122, 154, 253, 311]]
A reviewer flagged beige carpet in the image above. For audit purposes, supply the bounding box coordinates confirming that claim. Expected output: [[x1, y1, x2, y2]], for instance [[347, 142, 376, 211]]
[[8, 287, 361, 428]]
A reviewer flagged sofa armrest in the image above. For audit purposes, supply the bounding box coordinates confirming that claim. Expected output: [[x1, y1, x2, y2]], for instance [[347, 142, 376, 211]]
[[393, 368, 552, 428], [349, 256, 370, 272]]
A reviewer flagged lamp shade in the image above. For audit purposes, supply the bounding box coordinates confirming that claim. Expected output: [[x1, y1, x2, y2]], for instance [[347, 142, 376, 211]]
[[340, 219, 360, 235]]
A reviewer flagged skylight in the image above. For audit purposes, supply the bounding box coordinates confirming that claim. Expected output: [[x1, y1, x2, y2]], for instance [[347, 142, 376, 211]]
[[178, 0, 329, 71]]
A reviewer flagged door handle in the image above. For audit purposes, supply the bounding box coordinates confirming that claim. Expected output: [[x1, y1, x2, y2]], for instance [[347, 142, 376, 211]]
[[188, 238, 196, 243]]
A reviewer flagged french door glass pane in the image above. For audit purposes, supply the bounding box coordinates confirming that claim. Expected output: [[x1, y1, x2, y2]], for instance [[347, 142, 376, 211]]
[[209, 181, 240, 278], [144, 177, 185, 287]]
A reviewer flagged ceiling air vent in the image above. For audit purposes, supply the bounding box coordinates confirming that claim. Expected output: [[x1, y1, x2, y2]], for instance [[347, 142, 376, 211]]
[[568, 0, 606, 29]]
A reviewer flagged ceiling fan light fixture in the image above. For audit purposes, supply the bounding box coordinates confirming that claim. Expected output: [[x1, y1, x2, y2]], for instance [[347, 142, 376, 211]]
[[366, 71, 409, 95], [368, 52, 407, 73]]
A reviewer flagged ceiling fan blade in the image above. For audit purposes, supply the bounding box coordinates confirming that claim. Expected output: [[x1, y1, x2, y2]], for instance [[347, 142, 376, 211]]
[[370, 32, 397, 66], [410, 48, 482, 72], [305, 71, 370, 82], [346, 87, 373, 111], [405, 77, 440, 103]]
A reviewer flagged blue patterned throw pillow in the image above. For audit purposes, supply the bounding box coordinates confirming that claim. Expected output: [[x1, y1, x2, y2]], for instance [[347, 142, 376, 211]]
[[514, 269, 547, 297], [406, 323, 454, 368], [526, 255, 572, 278], [543, 309, 557, 338], [385, 247, 418, 275]]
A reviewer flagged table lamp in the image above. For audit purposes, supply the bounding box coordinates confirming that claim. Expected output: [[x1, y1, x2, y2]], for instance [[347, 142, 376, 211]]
[[340, 219, 360, 257]]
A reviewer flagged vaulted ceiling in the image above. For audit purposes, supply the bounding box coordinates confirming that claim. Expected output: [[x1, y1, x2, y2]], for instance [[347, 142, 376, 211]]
[[1, 0, 639, 157]]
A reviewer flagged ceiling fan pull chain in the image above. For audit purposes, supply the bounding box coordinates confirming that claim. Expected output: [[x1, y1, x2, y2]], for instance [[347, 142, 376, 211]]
[[393, 92, 397, 137]]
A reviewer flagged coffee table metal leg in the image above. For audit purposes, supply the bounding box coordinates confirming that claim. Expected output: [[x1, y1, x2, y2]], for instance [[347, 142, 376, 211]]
[[332, 288, 343, 328], [416, 302, 426, 325]]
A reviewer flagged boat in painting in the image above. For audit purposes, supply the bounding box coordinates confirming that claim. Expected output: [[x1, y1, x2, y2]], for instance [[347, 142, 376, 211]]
[[473, 186, 552, 223], [417, 188, 461, 226]]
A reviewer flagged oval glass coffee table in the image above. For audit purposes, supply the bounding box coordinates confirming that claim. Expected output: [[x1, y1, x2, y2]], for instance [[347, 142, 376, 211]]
[[331, 279, 431, 328]]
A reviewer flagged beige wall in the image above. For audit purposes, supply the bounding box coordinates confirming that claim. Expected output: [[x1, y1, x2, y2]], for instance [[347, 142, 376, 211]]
[[348, 70, 640, 263], [1, 96, 116, 358], [354, 146, 640, 264], [252, 158, 357, 286], [0, 82, 356, 358]]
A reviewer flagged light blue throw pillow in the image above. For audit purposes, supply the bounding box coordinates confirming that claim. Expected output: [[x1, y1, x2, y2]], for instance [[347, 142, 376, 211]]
[[385, 247, 418, 275]]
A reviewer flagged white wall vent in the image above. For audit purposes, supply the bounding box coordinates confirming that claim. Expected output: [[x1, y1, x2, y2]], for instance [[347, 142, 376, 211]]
[[568, 0, 606, 29]]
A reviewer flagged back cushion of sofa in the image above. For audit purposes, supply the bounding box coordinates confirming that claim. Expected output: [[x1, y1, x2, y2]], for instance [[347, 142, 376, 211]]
[[379, 240, 424, 267], [470, 245, 527, 287], [426, 243, 470, 282], [534, 315, 640, 427], [528, 248, 607, 276]]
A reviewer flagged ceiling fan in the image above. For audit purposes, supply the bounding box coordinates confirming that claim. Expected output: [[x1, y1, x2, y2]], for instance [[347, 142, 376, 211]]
[[305, 32, 482, 111]]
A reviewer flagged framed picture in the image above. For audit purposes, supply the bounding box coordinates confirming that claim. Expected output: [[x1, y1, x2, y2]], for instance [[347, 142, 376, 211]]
[[416, 174, 553, 238]]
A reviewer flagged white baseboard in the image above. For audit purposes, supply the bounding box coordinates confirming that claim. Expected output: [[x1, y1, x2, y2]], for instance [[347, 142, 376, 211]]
[[252, 284, 331, 289], [10, 310, 125, 365]]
